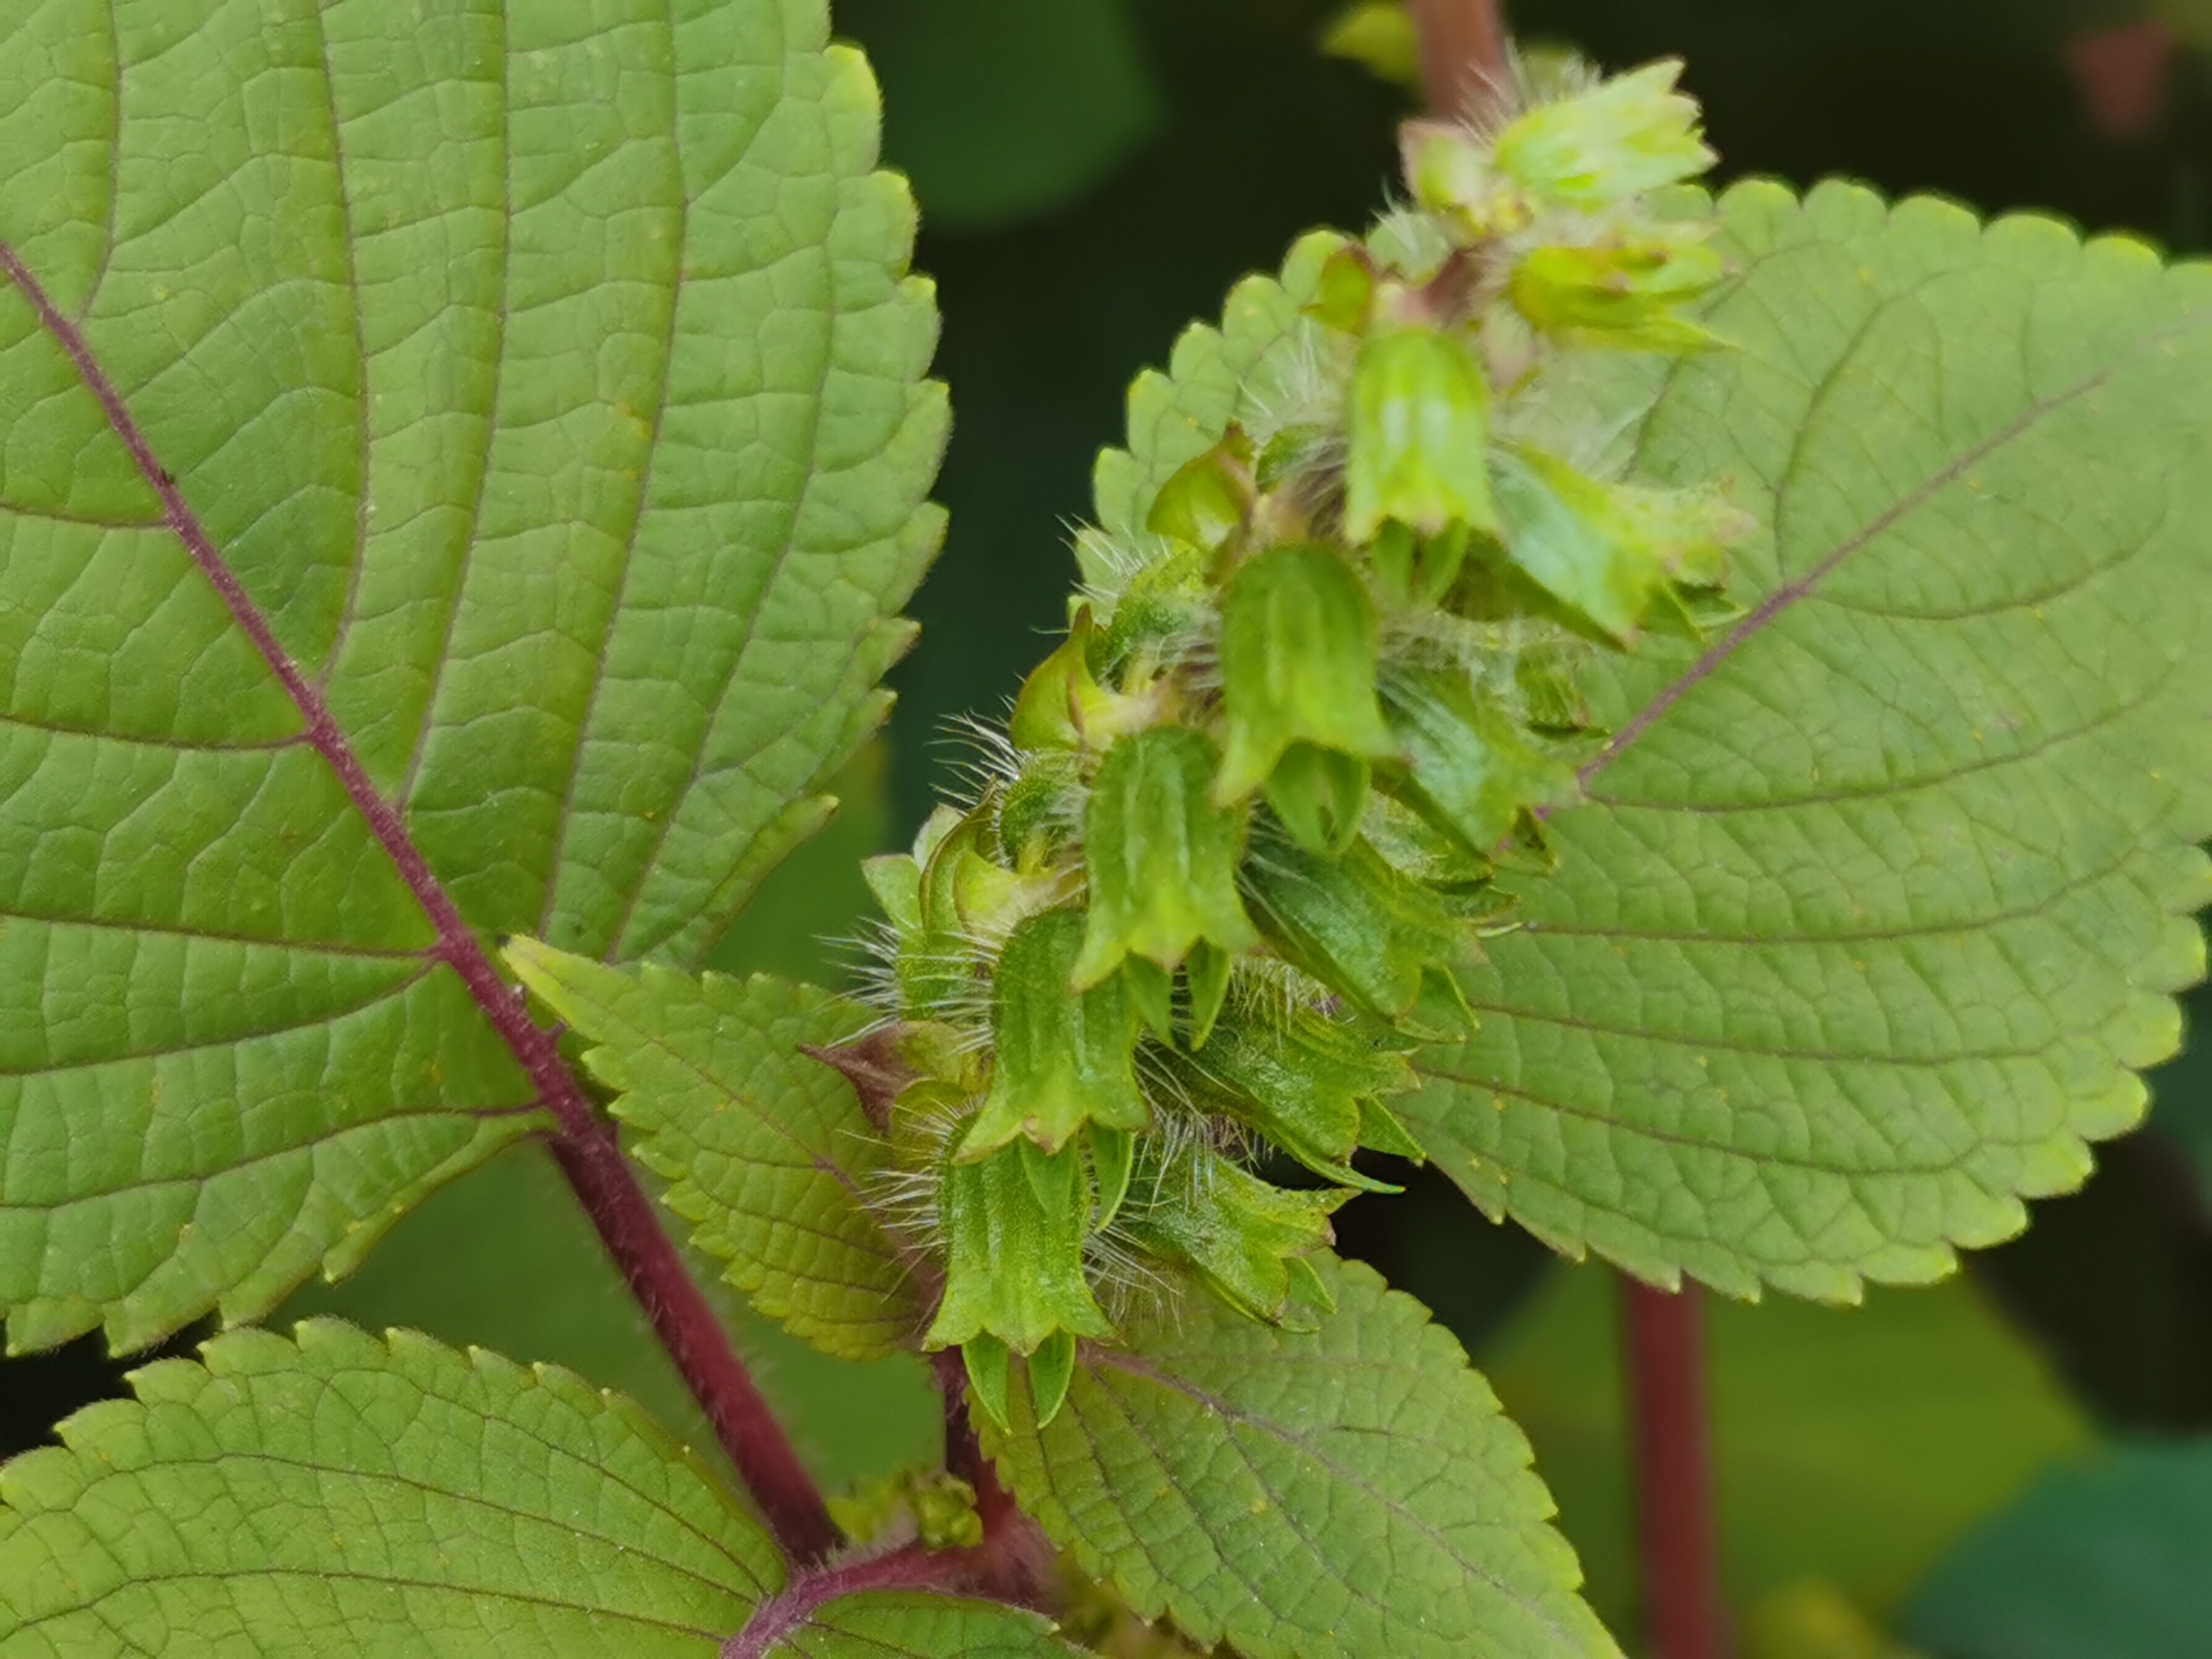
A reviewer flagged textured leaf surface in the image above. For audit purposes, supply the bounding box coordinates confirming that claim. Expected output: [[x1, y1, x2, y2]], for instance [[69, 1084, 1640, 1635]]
[[1405, 182, 2212, 1296], [742, 1590, 1075, 1657], [0, 1320, 783, 1656], [983, 1255, 1617, 1659], [280, 1141, 942, 1495], [0, 0, 940, 1350], [1900, 1438, 2212, 1659], [1482, 1262, 2090, 1635], [504, 942, 921, 1359], [1088, 235, 1333, 549]]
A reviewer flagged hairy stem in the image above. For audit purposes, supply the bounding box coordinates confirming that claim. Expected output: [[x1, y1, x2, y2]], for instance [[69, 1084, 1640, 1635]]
[[0, 236, 836, 1569], [722, 1541, 949, 1659], [549, 1126, 840, 1561], [1621, 1277, 1731, 1659], [1409, 0, 1511, 121]]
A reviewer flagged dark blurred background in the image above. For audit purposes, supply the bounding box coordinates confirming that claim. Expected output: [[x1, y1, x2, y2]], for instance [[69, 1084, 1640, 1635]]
[[10, 2, 2212, 1652]]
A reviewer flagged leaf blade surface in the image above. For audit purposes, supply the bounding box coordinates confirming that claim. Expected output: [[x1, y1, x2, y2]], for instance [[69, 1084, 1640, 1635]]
[[1405, 182, 2212, 1296], [0, 0, 939, 1350], [505, 941, 922, 1359], [984, 1255, 1618, 1659], [0, 1319, 783, 1656]]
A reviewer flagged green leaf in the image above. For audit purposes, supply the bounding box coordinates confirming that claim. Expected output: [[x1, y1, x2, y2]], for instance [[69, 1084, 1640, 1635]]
[[279, 1141, 942, 1498], [0, 0, 942, 1351], [0, 1320, 783, 1654], [502, 942, 922, 1360], [982, 1255, 1619, 1659], [1482, 1263, 2093, 1636], [1404, 181, 2212, 1298], [1900, 1439, 2212, 1659], [743, 1591, 1078, 1657], [1088, 234, 1343, 551]]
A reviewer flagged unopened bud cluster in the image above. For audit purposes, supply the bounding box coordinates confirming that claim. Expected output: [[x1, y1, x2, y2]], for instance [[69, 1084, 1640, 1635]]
[[855, 58, 1749, 1429]]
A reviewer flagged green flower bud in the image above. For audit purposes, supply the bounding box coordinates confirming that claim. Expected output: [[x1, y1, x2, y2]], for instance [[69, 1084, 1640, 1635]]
[[1343, 326, 1498, 544], [1240, 829, 1472, 1035], [1399, 121, 1531, 237], [910, 1473, 986, 1551], [1491, 445, 1750, 642], [1164, 1005, 1415, 1190], [960, 909, 1147, 1159], [1320, 0, 1419, 88], [1146, 430, 1257, 551], [1380, 666, 1579, 859], [1493, 59, 1715, 209], [1099, 540, 1210, 667], [929, 1136, 1113, 1359], [1074, 727, 1261, 988], [1009, 608, 1118, 751], [1214, 545, 1399, 823], [1509, 233, 1724, 352], [996, 749, 1081, 869], [1121, 1144, 1344, 1326]]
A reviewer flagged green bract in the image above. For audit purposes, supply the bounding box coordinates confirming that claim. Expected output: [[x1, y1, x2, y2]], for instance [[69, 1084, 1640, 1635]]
[[1510, 234, 1727, 351], [1343, 326, 1499, 542], [1494, 58, 1716, 207], [930, 1137, 1113, 1363], [1214, 544, 1399, 813], [1074, 727, 1260, 987], [962, 909, 1148, 1158]]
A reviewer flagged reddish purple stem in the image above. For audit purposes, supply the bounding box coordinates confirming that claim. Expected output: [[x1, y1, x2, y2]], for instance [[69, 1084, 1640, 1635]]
[[0, 237, 839, 1567], [1621, 1279, 1731, 1659], [1409, 0, 1512, 122]]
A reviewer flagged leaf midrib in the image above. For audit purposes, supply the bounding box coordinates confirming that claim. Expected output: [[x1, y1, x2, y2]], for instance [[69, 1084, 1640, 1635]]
[[0, 236, 583, 1134]]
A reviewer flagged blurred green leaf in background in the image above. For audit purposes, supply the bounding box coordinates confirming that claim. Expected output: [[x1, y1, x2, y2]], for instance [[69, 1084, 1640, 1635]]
[[1903, 1439, 2212, 1657], [1481, 1264, 2093, 1639]]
